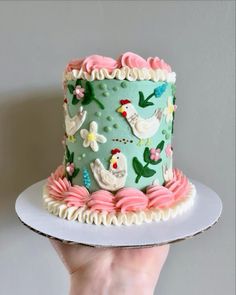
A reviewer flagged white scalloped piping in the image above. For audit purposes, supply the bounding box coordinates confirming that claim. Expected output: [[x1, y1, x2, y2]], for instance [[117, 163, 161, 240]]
[[42, 183, 196, 226], [63, 67, 176, 83]]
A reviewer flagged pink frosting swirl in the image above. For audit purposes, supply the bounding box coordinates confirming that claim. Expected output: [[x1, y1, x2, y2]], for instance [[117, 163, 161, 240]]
[[65, 52, 173, 73], [87, 190, 116, 213], [66, 58, 84, 72], [47, 165, 65, 186], [117, 52, 150, 69], [146, 185, 174, 209], [115, 188, 148, 213], [81, 55, 118, 74], [64, 185, 90, 207], [165, 169, 190, 201], [47, 177, 71, 201], [147, 57, 172, 73]]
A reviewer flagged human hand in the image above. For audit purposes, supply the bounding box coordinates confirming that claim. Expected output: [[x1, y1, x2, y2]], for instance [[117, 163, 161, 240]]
[[51, 239, 169, 295]]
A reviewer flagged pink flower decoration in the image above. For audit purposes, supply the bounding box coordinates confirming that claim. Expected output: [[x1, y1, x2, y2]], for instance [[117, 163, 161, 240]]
[[165, 144, 173, 158], [147, 57, 172, 73], [73, 85, 85, 99], [66, 163, 75, 176], [150, 148, 161, 161], [117, 52, 150, 69]]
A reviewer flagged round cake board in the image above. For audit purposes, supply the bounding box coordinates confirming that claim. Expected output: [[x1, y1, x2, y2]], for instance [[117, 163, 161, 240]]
[[15, 179, 222, 248]]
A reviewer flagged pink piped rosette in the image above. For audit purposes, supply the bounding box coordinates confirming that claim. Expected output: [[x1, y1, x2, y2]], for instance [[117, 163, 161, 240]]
[[65, 52, 172, 74], [46, 167, 192, 215]]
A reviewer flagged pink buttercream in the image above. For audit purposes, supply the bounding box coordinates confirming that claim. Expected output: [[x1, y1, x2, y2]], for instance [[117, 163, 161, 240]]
[[87, 190, 116, 213], [81, 55, 118, 74], [47, 166, 190, 212], [66, 58, 84, 72], [147, 57, 172, 73], [64, 185, 90, 207], [66, 52, 173, 73], [117, 52, 150, 69], [47, 177, 71, 200], [165, 169, 190, 201], [115, 188, 148, 213], [146, 185, 175, 209]]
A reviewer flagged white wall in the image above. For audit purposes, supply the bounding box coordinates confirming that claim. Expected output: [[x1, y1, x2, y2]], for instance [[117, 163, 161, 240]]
[[0, 1, 235, 294]]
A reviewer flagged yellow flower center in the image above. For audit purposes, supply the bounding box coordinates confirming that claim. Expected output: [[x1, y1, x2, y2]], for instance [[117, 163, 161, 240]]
[[87, 132, 95, 142], [168, 104, 174, 114]]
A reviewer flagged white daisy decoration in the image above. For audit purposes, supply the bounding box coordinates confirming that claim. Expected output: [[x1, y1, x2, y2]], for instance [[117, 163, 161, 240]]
[[164, 96, 177, 123], [80, 121, 107, 152]]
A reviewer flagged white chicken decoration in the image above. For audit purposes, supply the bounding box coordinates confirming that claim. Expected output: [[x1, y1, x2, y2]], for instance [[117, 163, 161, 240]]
[[63, 103, 87, 137], [117, 99, 162, 145], [90, 148, 127, 191]]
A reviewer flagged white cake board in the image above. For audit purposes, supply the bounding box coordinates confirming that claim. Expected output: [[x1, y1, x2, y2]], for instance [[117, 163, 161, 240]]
[[15, 179, 222, 248]]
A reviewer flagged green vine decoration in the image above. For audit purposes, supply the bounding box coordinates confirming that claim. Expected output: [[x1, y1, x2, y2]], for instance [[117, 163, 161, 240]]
[[133, 140, 164, 183]]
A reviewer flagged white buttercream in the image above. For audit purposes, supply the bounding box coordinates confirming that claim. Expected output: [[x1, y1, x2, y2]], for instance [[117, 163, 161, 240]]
[[43, 183, 196, 226], [63, 67, 176, 83]]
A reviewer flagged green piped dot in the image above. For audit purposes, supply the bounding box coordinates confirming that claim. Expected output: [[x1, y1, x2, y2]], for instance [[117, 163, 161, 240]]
[[162, 130, 166, 135], [95, 111, 102, 117], [165, 134, 170, 140], [112, 86, 118, 91], [82, 153, 86, 158], [78, 156, 82, 161], [99, 83, 107, 90], [103, 126, 112, 132], [103, 91, 109, 97], [107, 116, 113, 121], [121, 81, 127, 88], [113, 123, 119, 129]]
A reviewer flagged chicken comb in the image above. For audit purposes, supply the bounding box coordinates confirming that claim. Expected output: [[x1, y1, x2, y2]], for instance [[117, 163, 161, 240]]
[[111, 148, 121, 155], [120, 99, 131, 105]]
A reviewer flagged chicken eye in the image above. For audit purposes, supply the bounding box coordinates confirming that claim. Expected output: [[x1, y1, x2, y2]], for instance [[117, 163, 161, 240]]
[[117, 156, 119, 159], [126, 106, 128, 109]]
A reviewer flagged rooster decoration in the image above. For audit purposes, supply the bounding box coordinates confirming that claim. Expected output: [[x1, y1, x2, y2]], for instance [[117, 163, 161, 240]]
[[117, 99, 162, 145], [90, 148, 127, 191], [63, 103, 87, 137]]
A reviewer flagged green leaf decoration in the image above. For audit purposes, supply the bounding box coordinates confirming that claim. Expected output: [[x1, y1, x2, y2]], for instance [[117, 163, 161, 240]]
[[133, 157, 144, 174], [82, 81, 94, 105], [69, 152, 74, 163], [138, 91, 154, 108], [68, 84, 75, 94], [75, 79, 82, 86], [156, 140, 165, 152], [144, 101, 154, 107], [172, 96, 177, 134], [138, 91, 145, 107], [143, 147, 151, 163], [142, 166, 156, 178], [72, 167, 80, 178], [72, 96, 79, 105], [65, 146, 70, 162], [148, 158, 162, 166]]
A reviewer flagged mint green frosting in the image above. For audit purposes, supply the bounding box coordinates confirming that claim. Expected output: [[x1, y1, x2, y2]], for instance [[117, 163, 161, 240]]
[[65, 79, 175, 192]]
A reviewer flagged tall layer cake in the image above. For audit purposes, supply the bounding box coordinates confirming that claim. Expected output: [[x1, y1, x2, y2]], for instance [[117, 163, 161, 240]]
[[43, 52, 196, 225]]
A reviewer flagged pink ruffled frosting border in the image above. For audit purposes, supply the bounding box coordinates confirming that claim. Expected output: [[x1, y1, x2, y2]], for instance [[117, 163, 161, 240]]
[[66, 52, 172, 74], [47, 167, 191, 213]]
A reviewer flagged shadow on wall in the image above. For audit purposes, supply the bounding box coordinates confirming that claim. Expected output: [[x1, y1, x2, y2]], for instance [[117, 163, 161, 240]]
[[0, 88, 64, 217]]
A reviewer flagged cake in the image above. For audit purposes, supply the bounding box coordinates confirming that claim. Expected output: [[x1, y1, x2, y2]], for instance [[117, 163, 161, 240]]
[[43, 52, 196, 226]]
